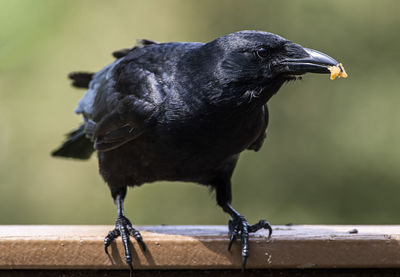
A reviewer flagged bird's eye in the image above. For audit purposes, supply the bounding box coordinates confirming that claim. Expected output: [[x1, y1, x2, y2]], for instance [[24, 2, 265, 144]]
[[255, 48, 269, 59]]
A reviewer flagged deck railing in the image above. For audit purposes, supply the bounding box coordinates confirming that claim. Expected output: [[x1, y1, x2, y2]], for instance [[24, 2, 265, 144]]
[[1, 225, 400, 276]]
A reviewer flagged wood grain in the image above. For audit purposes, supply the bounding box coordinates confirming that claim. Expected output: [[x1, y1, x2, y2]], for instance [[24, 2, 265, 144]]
[[1, 225, 400, 270]]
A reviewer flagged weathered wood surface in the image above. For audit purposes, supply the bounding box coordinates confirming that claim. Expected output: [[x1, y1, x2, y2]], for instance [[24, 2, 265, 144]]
[[1, 225, 400, 270]]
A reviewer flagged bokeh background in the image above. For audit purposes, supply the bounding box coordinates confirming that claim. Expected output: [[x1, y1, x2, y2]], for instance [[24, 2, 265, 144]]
[[1, 0, 399, 225]]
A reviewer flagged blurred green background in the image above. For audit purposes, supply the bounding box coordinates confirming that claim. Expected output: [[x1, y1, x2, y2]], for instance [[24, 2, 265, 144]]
[[1, 0, 399, 226]]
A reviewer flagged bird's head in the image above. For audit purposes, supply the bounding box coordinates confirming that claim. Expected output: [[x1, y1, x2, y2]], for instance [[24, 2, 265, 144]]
[[202, 30, 339, 101]]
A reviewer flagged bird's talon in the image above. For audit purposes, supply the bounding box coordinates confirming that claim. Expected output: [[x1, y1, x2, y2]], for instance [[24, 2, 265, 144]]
[[104, 229, 119, 254], [248, 219, 273, 238], [104, 215, 145, 274], [228, 216, 272, 271]]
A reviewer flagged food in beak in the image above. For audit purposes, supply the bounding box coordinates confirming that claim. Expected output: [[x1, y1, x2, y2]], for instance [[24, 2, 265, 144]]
[[328, 63, 348, 80]]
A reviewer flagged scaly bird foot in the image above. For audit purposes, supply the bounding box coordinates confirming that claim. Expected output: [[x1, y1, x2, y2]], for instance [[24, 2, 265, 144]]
[[228, 216, 272, 271], [104, 215, 146, 276]]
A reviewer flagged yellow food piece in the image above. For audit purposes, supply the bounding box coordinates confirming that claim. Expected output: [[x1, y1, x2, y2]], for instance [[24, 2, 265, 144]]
[[328, 63, 348, 80]]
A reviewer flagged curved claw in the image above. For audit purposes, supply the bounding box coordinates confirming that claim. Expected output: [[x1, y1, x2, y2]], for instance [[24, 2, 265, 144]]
[[104, 229, 120, 254], [228, 230, 237, 251], [127, 225, 147, 251], [228, 219, 238, 251], [128, 260, 133, 277], [241, 255, 248, 272], [265, 223, 273, 239]]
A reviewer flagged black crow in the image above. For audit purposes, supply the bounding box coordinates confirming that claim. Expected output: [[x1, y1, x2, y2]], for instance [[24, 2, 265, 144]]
[[53, 31, 342, 273]]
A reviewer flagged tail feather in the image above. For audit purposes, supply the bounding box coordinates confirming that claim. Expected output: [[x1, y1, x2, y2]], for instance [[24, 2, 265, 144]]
[[68, 72, 94, 89], [52, 125, 95, 160]]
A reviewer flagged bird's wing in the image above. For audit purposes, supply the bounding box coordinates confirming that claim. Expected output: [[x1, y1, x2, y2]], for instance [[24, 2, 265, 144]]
[[76, 45, 170, 152], [76, 42, 197, 152], [91, 91, 157, 152]]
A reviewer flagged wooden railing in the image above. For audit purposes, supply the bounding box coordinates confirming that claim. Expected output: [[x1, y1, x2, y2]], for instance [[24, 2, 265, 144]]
[[1, 225, 400, 275]]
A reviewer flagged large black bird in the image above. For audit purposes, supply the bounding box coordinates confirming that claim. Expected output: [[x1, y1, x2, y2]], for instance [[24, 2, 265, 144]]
[[53, 30, 341, 273]]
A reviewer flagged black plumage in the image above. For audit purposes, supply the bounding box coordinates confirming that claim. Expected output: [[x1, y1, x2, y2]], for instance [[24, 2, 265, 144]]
[[53, 30, 340, 274]]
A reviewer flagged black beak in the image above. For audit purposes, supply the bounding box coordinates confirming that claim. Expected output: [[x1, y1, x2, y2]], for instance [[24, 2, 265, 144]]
[[280, 48, 339, 75]]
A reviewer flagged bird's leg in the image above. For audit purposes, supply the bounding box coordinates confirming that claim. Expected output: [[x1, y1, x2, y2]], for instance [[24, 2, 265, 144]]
[[104, 193, 146, 276], [213, 158, 272, 271], [222, 203, 272, 271]]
